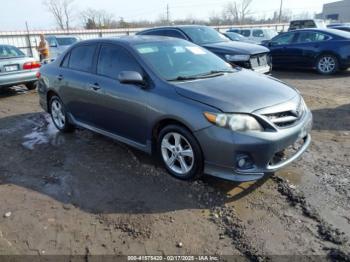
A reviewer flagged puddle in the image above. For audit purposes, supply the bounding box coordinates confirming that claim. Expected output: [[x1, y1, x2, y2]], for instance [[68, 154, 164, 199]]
[[276, 168, 303, 186], [22, 114, 65, 150]]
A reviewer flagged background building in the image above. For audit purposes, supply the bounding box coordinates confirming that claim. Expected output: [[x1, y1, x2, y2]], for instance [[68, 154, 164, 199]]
[[316, 0, 350, 22]]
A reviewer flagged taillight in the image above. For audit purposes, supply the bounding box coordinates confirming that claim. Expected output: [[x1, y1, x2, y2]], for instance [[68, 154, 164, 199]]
[[36, 72, 41, 79], [23, 61, 41, 70]]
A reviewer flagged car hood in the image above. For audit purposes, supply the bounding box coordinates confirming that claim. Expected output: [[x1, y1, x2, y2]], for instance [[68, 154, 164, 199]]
[[202, 41, 270, 55], [173, 69, 298, 113]]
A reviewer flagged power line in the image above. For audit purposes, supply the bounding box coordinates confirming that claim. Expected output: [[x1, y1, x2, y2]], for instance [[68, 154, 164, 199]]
[[166, 3, 170, 23], [278, 0, 283, 23]]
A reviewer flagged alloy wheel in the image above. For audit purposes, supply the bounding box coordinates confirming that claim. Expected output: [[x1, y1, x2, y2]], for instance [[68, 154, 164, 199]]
[[318, 56, 336, 74], [161, 132, 194, 175], [51, 99, 66, 129]]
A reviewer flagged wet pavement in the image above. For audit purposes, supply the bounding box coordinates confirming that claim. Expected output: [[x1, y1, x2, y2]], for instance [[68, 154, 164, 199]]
[[0, 71, 349, 259]]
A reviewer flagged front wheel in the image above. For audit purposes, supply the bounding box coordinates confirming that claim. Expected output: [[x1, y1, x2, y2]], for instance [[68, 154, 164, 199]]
[[49, 96, 75, 133], [316, 54, 339, 75], [158, 125, 203, 180]]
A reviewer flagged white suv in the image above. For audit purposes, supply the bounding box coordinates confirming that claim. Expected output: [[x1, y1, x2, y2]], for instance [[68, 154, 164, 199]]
[[227, 28, 278, 44]]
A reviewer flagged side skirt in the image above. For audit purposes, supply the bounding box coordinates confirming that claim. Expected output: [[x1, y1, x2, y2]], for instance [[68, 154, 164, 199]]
[[68, 113, 152, 154]]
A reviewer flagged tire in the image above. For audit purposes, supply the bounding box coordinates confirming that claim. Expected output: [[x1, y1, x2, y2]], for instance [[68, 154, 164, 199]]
[[316, 54, 339, 75], [49, 96, 75, 133], [26, 81, 38, 90], [158, 125, 203, 180]]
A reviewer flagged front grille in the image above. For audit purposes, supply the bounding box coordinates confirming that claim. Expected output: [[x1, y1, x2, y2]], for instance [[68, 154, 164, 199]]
[[263, 100, 305, 128]]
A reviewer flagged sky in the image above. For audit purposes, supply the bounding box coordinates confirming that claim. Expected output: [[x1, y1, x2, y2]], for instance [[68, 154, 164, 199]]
[[0, 0, 338, 31]]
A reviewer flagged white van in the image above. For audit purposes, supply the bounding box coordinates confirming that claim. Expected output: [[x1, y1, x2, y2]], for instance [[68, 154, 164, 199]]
[[226, 28, 278, 44]]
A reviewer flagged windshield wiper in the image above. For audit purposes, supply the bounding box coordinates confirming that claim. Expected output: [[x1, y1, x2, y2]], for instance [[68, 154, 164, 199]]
[[168, 69, 234, 82], [168, 76, 201, 82]]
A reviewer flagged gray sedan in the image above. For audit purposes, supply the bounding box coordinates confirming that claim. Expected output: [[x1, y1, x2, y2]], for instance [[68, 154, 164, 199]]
[[0, 45, 40, 89], [37, 36, 312, 182]]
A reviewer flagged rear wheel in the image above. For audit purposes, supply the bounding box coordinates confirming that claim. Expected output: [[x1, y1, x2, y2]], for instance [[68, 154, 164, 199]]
[[49, 96, 75, 133], [316, 54, 339, 75], [158, 125, 203, 180], [26, 81, 37, 90]]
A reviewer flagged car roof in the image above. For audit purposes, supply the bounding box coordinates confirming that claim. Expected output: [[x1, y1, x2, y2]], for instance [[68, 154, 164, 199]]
[[287, 28, 340, 34], [76, 35, 183, 46], [140, 25, 211, 31]]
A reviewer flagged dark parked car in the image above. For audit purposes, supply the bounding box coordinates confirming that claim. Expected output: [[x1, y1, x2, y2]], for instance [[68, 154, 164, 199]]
[[38, 36, 312, 182], [137, 25, 272, 74], [0, 44, 40, 89], [329, 26, 350, 33], [262, 29, 350, 74]]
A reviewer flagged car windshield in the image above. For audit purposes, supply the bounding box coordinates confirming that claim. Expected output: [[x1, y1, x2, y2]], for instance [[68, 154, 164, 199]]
[[56, 37, 78, 46], [0, 45, 25, 59], [227, 32, 245, 41], [133, 40, 235, 81], [181, 27, 229, 45]]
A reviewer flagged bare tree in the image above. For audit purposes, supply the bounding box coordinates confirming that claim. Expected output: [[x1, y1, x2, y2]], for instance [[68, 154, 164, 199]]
[[44, 0, 74, 30], [224, 0, 253, 24], [81, 8, 117, 29]]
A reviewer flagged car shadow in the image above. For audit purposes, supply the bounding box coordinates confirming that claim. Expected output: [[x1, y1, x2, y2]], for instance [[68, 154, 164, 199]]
[[312, 104, 350, 132], [0, 85, 30, 98], [0, 112, 268, 215], [272, 68, 350, 80]]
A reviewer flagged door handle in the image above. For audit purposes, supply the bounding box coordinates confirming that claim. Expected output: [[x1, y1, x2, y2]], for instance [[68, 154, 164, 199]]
[[57, 75, 64, 81], [88, 83, 101, 91]]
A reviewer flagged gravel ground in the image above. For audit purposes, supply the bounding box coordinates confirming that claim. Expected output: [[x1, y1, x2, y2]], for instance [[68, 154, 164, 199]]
[[0, 70, 349, 260]]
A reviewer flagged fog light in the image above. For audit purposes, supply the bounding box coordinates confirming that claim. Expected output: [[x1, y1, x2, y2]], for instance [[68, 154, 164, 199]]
[[236, 154, 255, 170], [238, 158, 246, 168]]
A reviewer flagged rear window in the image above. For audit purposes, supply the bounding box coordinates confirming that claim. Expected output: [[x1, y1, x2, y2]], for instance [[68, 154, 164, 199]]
[[56, 37, 78, 46], [290, 20, 317, 30], [69, 45, 96, 72], [0, 45, 25, 59]]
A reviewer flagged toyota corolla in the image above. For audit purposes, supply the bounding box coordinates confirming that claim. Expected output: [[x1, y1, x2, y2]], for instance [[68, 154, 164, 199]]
[[38, 36, 312, 182]]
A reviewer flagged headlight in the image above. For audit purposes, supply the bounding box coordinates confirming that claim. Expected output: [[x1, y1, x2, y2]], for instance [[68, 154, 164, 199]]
[[204, 112, 263, 132], [225, 54, 250, 62]]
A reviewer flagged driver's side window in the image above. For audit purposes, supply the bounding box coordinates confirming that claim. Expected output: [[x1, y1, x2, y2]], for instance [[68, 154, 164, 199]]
[[97, 44, 142, 80], [272, 33, 295, 45]]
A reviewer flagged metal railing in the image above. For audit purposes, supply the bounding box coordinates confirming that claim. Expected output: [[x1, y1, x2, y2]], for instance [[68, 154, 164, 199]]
[[0, 23, 289, 60]]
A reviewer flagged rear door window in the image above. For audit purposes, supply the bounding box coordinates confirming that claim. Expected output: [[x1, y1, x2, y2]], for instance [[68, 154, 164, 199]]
[[69, 44, 96, 72], [272, 33, 295, 45], [253, 29, 264, 37], [296, 32, 331, 43], [241, 30, 251, 37], [165, 30, 187, 40], [97, 44, 142, 80], [142, 29, 168, 37]]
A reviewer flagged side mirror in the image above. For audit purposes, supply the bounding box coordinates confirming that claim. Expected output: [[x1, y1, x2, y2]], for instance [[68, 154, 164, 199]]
[[118, 71, 146, 86]]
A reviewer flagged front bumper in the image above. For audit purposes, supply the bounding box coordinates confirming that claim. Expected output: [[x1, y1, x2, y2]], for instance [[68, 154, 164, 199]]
[[194, 110, 313, 182], [0, 70, 38, 87]]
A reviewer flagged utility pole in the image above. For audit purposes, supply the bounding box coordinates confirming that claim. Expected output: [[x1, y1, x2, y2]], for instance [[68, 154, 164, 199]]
[[166, 4, 170, 24], [278, 0, 283, 23]]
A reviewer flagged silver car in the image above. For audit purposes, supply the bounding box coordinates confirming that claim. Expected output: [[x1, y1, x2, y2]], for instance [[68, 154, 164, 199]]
[[46, 35, 79, 60], [0, 45, 40, 90]]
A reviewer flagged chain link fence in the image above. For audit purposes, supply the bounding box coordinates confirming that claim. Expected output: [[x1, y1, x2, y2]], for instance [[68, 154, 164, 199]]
[[0, 23, 289, 60]]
